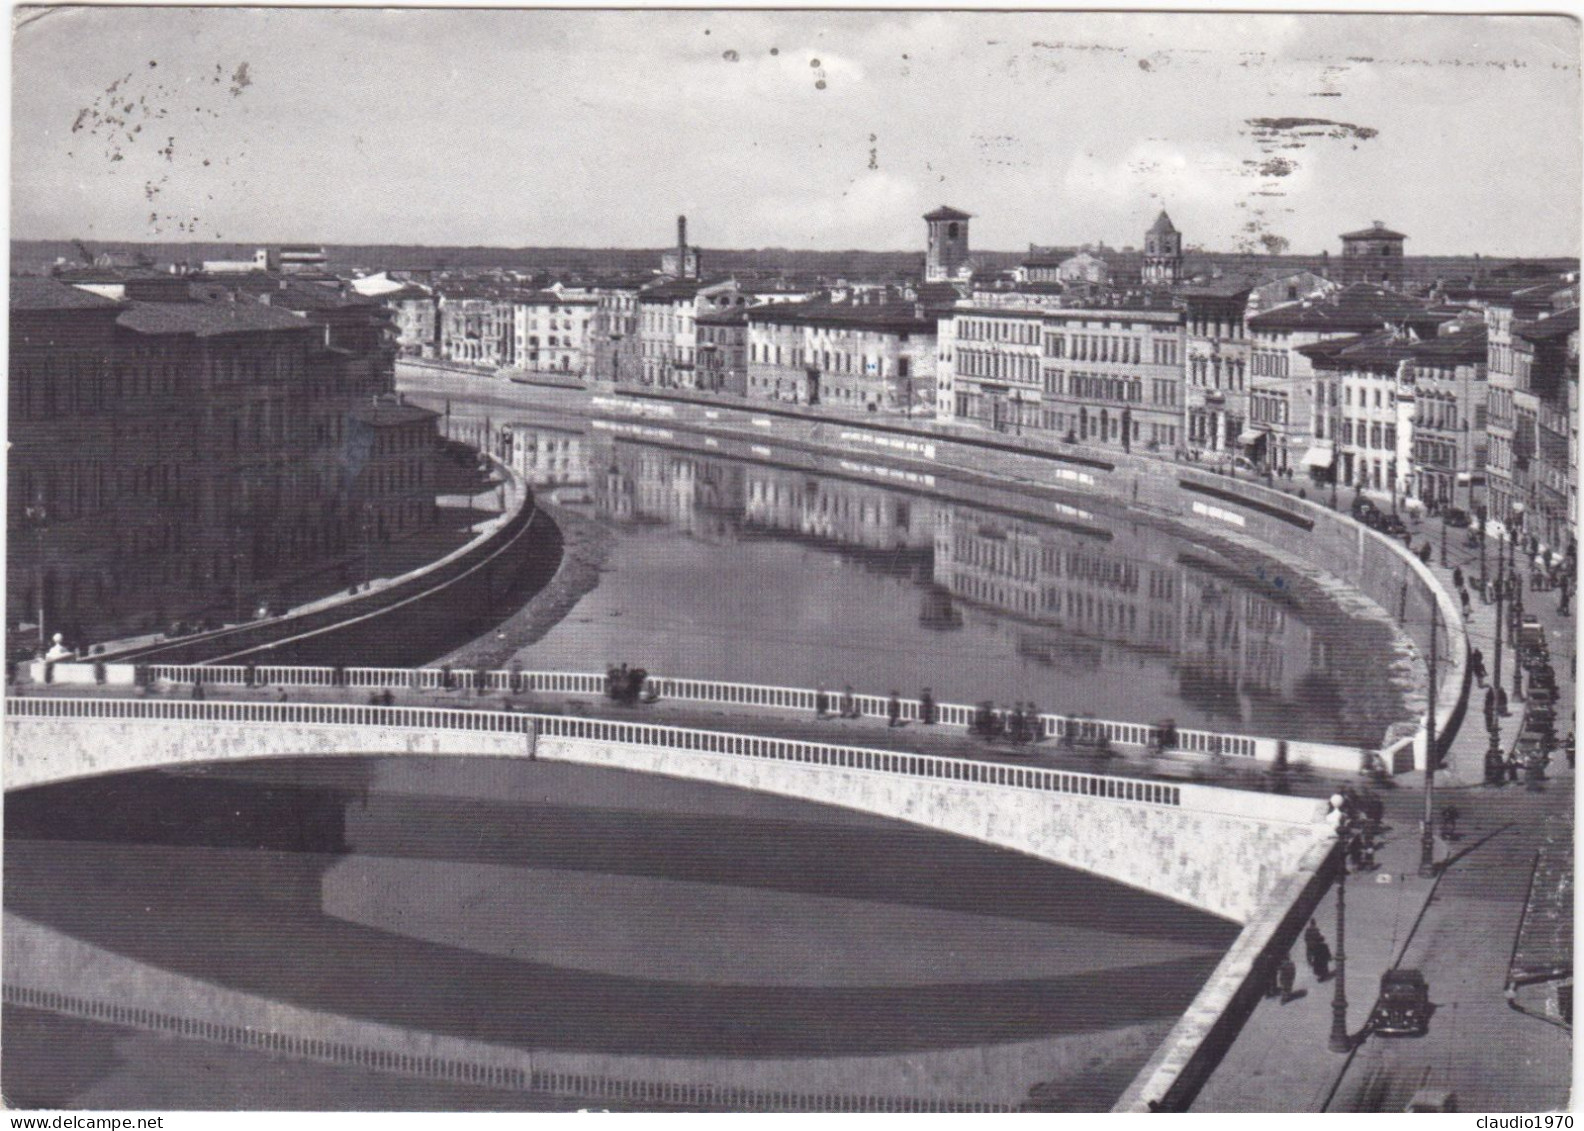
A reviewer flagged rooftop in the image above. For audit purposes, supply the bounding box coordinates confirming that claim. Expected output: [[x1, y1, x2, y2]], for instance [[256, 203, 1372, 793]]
[[1516, 307, 1580, 343], [923, 205, 972, 222], [116, 299, 315, 338], [1249, 282, 1429, 333], [1149, 210, 1178, 236], [1340, 222, 1408, 241], [348, 397, 440, 427], [10, 277, 126, 312]]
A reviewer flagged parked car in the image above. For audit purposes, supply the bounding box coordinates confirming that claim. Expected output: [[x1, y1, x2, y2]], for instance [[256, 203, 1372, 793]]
[[1443, 507, 1471, 528], [1369, 969, 1431, 1036]]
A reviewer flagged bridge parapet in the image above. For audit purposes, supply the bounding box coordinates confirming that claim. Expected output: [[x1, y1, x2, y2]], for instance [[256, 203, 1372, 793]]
[[21, 662, 1368, 774], [6, 696, 1327, 922]]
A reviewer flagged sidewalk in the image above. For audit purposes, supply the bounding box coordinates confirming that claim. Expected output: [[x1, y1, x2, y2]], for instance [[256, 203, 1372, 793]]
[[1190, 508, 1574, 1112]]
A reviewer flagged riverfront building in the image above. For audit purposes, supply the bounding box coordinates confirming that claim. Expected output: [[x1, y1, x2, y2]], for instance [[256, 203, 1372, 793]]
[[638, 278, 745, 389], [745, 297, 937, 413], [7, 271, 419, 647], [940, 300, 1186, 452], [511, 290, 596, 376]]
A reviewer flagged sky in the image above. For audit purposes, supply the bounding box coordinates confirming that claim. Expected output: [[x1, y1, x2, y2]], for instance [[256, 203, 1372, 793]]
[[10, 8, 1581, 256]]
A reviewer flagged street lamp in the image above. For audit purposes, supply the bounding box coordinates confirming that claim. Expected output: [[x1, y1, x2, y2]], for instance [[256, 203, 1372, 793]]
[[24, 496, 47, 655], [1328, 836, 1353, 1053], [1419, 602, 1441, 877]]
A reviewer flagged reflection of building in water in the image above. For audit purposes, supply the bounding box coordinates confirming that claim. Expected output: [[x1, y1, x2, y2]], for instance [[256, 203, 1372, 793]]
[[588, 439, 745, 542], [500, 424, 590, 487], [742, 465, 936, 558], [933, 506, 1321, 702]]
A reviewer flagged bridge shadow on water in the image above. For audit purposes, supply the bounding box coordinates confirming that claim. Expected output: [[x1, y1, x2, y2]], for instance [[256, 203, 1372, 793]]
[[6, 757, 1234, 1062]]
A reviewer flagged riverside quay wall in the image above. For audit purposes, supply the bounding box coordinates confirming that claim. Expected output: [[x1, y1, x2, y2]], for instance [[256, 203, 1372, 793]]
[[3, 699, 1327, 924], [591, 395, 1467, 773]]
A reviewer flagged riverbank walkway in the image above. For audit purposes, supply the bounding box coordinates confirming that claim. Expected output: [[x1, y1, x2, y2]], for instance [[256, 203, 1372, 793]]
[[1191, 507, 1573, 1113]]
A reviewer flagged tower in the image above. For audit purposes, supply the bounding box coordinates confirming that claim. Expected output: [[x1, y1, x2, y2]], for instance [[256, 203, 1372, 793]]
[[1338, 221, 1406, 289], [924, 206, 972, 283], [660, 214, 701, 280], [1142, 209, 1183, 287]]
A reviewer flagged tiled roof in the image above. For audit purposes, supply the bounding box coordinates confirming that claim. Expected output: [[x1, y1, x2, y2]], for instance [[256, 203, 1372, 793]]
[[696, 306, 750, 325], [1410, 325, 1488, 364], [348, 398, 439, 427], [748, 300, 934, 334], [1249, 283, 1427, 332], [116, 299, 314, 338], [923, 205, 972, 222], [10, 277, 125, 311], [1149, 210, 1177, 235], [1516, 307, 1580, 342], [1340, 224, 1407, 241]]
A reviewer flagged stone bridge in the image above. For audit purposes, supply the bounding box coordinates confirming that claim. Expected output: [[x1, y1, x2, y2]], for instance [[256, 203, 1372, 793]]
[[6, 695, 1327, 924]]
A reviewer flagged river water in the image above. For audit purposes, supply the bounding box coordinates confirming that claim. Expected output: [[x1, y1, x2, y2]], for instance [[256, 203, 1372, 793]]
[[504, 419, 1409, 748]]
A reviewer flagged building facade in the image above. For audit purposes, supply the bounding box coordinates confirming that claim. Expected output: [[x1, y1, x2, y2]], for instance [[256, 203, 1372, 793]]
[[511, 290, 596, 375], [746, 299, 937, 414], [638, 279, 744, 389], [940, 301, 1186, 452]]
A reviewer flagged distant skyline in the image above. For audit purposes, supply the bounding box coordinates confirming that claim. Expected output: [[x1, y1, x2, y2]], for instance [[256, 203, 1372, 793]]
[[11, 9, 1581, 257]]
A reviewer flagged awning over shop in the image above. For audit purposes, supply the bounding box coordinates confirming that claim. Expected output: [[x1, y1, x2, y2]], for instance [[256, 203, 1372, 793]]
[[1301, 445, 1334, 469], [1237, 428, 1263, 446]]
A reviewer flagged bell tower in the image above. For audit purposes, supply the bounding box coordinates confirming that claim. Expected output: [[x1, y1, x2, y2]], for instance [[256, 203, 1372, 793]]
[[924, 205, 972, 282], [1143, 209, 1183, 286]]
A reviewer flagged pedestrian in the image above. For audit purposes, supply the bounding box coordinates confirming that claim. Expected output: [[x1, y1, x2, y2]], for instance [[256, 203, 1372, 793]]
[[191, 680, 205, 701], [1507, 751, 1522, 784], [815, 686, 829, 719], [1461, 588, 1473, 619], [887, 690, 903, 728], [1008, 702, 1027, 743], [1277, 956, 1297, 1004], [1025, 701, 1043, 741], [919, 687, 937, 726], [1471, 648, 1487, 688], [1453, 566, 1464, 591], [1439, 803, 1460, 841], [840, 685, 858, 719], [1304, 919, 1329, 979]]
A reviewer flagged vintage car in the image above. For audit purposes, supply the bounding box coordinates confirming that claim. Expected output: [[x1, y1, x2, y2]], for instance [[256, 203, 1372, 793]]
[[1369, 969, 1431, 1036]]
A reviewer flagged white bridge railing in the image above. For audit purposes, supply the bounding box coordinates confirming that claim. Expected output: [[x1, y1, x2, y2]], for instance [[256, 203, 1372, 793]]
[[33, 661, 1272, 761], [7, 695, 1191, 811]]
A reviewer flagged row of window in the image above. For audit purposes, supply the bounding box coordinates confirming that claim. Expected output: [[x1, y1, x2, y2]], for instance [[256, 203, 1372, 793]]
[[957, 318, 1040, 345], [957, 348, 1039, 384]]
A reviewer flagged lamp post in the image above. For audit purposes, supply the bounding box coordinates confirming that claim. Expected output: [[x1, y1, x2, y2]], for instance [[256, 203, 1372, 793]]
[[1420, 603, 1440, 877], [24, 496, 47, 655], [1328, 837, 1352, 1053], [1494, 553, 1506, 714]]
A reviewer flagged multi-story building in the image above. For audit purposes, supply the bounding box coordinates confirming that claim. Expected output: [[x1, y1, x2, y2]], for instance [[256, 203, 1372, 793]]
[[696, 306, 750, 396], [1299, 331, 1418, 497], [379, 285, 440, 358], [638, 278, 744, 389], [1181, 278, 1253, 453], [346, 393, 443, 549], [746, 298, 936, 414], [8, 271, 427, 647], [510, 290, 596, 375], [1406, 326, 1489, 510], [941, 300, 1185, 452], [588, 277, 649, 385], [1513, 308, 1579, 553], [1246, 283, 1429, 475], [438, 290, 512, 367], [1482, 290, 1567, 535]]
